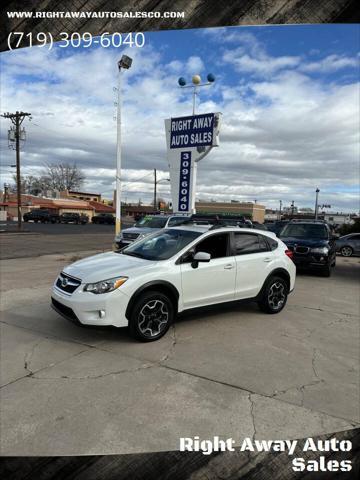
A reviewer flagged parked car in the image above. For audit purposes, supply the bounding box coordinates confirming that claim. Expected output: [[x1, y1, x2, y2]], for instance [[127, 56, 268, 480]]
[[336, 233, 360, 257], [52, 224, 296, 341], [279, 220, 337, 276], [252, 221, 268, 231], [114, 214, 254, 249], [92, 214, 115, 225], [60, 212, 88, 225], [264, 221, 289, 236], [23, 210, 60, 224], [115, 214, 189, 249]]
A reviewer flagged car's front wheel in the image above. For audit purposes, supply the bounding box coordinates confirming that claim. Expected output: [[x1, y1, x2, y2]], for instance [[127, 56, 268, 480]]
[[341, 246, 353, 257], [129, 291, 174, 341], [258, 276, 288, 314]]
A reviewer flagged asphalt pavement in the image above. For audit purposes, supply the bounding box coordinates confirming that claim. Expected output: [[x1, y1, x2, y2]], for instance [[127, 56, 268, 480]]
[[0, 222, 133, 259]]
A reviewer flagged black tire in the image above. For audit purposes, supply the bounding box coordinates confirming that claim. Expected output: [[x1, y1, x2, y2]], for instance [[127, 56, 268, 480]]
[[258, 276, 288, 314], [341, 246, 353, 257], [129, 290, 174, 342], [321, 264, 331, 277]]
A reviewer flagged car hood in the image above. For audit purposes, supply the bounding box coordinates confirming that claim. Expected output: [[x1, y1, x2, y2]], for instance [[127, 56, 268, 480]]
[[279, 237, 329, 248], [124, 227, 159, 234], [63, 251, 154, 283], [115, 226, 160, 240]]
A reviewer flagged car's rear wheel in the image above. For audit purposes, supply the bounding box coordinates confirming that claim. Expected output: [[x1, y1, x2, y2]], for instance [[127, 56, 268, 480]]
[[129, 291, 174, 342], [258, 276, 288, 314], [341, 246, 353, 257]]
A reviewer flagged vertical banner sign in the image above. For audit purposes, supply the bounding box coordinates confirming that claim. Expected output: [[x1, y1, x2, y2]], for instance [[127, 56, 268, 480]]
[[165, 112, 221, 214], [178, 152, 191, 211]]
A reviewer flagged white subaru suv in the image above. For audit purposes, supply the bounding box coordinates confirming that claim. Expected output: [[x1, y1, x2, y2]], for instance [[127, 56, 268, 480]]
[[51, 225, 296, 342]]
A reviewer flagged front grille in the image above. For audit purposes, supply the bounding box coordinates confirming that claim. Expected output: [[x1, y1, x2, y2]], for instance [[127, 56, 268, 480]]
[[294, 246, 310, 254], [56, 272, 81, 294], [51, 298, 79, 323], [122, 232, 140, 240]]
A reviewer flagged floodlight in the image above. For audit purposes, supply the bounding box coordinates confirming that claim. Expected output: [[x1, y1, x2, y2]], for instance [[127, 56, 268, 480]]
[[118, 55, 133, 70]]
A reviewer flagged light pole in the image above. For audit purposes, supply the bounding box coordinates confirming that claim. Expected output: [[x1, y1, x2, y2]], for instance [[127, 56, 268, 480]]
[[279, 200, 282, 220], [115, 55, 132, 236], [178, 73, 215, 115], [315, 188, 320, 220], [153, 168, 170, 210]]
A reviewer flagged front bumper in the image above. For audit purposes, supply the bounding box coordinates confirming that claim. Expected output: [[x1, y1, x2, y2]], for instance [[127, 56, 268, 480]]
[[115, 240, 132, 249], [292, 253, 330, 269], [51, 284, 130, 327]]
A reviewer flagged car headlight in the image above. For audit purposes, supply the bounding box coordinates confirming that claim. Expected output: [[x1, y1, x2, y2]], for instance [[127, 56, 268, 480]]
[[84, 276, 128, 294], [311, 247, 329, 254], [138, 233, 150, 240]]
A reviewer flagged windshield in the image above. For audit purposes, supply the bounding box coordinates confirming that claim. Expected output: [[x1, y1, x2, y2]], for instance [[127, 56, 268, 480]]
[[280, 224, 328, 239], [121, 228, 202, 260], [135, 216, 168, 228]]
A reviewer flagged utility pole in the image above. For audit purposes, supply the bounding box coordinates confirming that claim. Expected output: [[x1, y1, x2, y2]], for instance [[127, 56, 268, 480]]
[[291, 200, 295, 217], [279, 200, 282, 220], [315, 188, 320, 220], [153, 168, 157, 211], [1, 111, 31, 230]]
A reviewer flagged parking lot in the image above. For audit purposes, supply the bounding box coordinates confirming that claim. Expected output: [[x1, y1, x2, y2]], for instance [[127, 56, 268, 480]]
[[0, 222, 130, 259], [0, 231, 359, 456]]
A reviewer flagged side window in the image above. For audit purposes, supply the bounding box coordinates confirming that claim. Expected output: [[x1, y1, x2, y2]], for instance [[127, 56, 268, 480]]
[[234, 233, 268, 255], [168, 217, 185, 227], [259, 235, 270, 252], [194, 233, 230, 259], [266, 237, 278, 251]]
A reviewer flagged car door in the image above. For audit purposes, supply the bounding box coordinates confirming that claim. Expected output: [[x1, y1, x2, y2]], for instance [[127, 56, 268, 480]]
[[232, 232, 274, 299], [350, 234, 360, 254], [180, 232, 236, 308]]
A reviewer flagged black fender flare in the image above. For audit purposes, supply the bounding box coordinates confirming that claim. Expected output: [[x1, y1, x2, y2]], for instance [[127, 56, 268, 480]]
[[125, 281, 180, 320], [256, 268, 291, 300]]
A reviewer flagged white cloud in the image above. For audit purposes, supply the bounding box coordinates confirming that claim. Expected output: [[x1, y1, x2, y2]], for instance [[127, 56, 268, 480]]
[[185, 55, 204, 74], [301, 54, 359, 73]]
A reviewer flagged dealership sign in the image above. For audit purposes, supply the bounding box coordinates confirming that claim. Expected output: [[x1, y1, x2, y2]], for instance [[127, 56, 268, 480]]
[[165, 112, 221, 214], [170, 113, 215, 149]]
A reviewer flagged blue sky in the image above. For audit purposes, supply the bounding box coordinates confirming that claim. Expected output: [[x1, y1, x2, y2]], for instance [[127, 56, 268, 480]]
[[0, 24, 359, 211]]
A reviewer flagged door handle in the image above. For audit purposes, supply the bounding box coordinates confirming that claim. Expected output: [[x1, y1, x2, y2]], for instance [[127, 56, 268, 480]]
[[263, 258, 272, 263], [224, 264, 234, 269]]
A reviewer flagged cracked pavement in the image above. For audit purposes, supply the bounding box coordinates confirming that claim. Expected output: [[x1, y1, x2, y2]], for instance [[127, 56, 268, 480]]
[[0, 251, 359, 455]]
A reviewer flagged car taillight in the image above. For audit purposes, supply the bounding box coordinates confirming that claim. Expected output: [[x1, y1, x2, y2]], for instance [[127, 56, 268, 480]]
[[285, 249, 294, 260]]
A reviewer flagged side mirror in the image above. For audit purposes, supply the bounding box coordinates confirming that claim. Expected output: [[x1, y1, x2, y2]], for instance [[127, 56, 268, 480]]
[[191, 251, 211, 269]]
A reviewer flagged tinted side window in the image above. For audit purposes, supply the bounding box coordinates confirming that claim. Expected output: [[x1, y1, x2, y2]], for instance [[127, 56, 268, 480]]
[[168, 217, 186, 227], [259, 235, 270, 252], [234, 233, 268, 255], [194, 233, 229, 259], [267, 237, 278, 251]]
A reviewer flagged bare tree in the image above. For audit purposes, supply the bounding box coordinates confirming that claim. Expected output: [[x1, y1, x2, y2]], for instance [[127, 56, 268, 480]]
[[11, 174, 50, 195], [42, 162, 85, 191]]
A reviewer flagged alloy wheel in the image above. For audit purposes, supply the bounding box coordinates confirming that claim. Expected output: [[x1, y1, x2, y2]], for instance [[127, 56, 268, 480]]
[[341, 246, 353, 257], [138, 299, 169, 337], [268, 282, 286, 310]]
